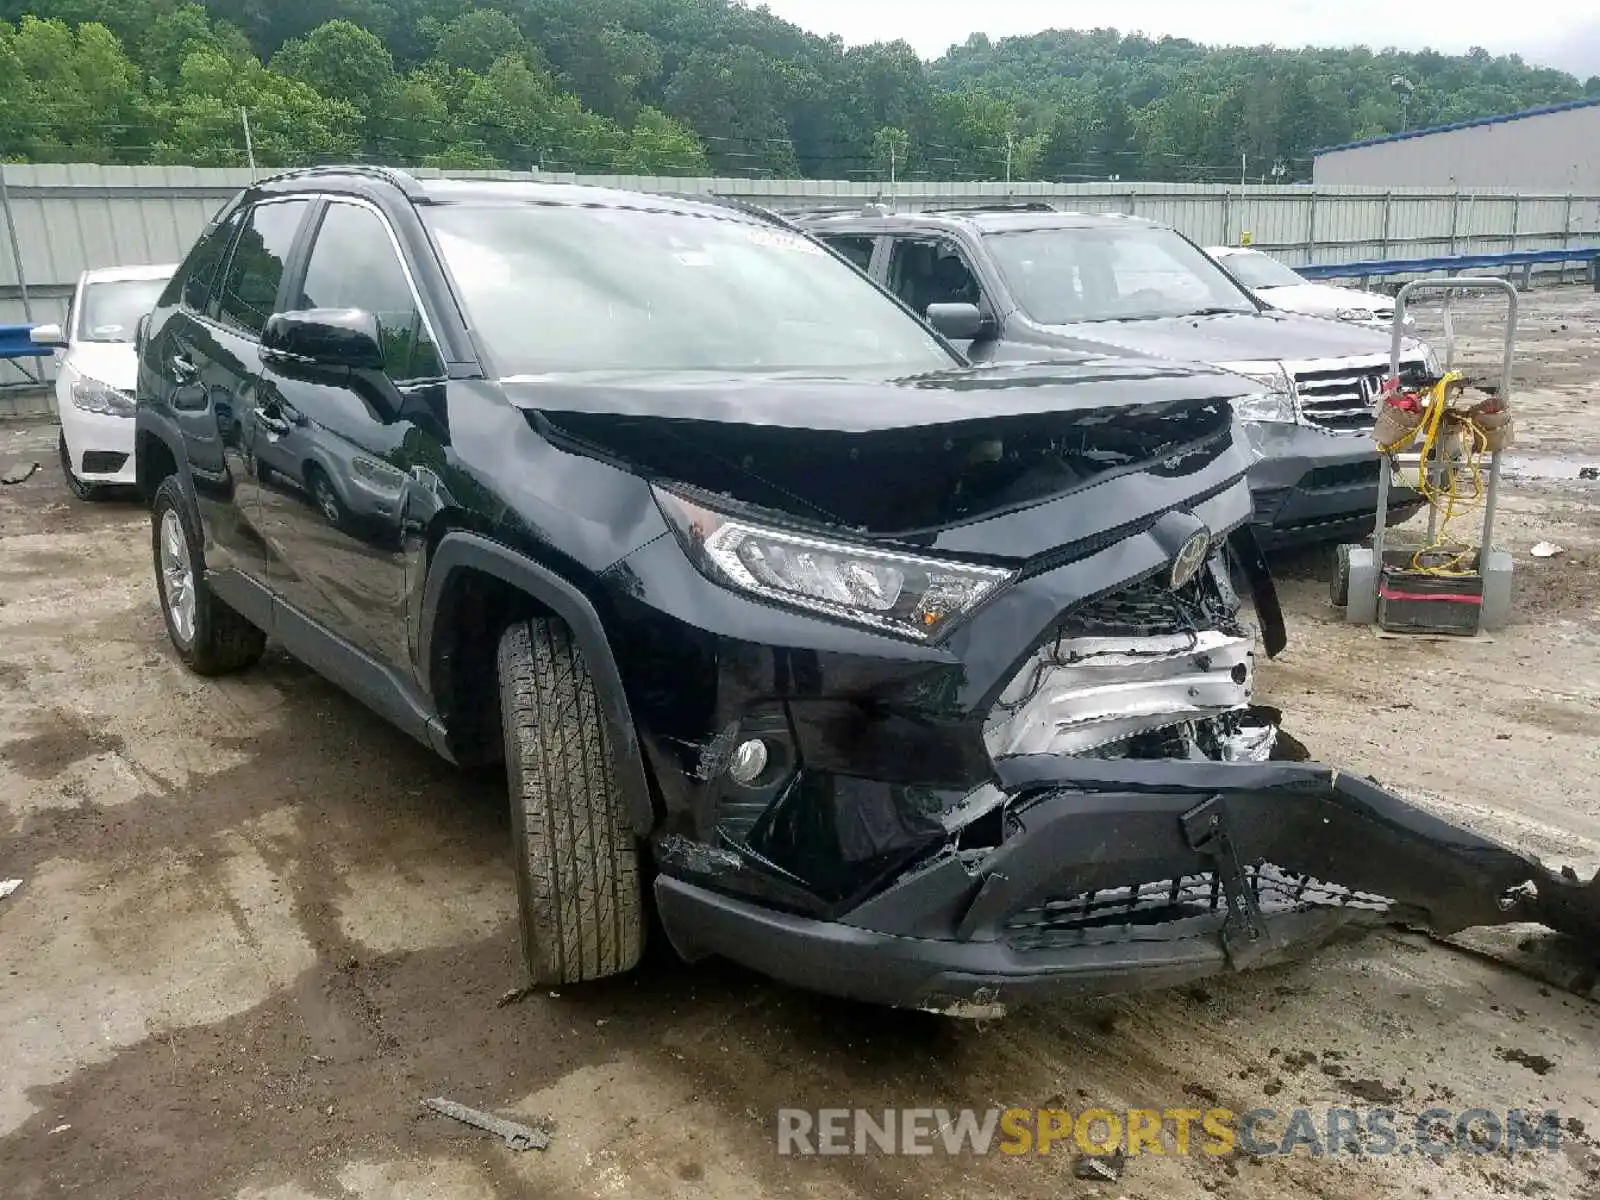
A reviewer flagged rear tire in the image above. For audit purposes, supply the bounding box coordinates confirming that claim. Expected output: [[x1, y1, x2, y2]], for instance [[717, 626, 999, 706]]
[[498, 618, 643, 985], [151, 476, 267, 676], [59, 431, 104, 502]]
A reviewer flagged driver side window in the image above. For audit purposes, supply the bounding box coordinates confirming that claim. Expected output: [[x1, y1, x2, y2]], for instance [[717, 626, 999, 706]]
[[298, 203, 443, 383], [885, 237, 984, 318]]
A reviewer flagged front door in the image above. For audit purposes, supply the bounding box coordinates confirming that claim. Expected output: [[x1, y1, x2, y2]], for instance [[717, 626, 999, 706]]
[[880, 235, 996, 360], [252, 198, 448, 671]]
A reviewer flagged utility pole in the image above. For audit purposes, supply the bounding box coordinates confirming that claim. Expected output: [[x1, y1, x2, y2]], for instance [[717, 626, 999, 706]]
[[1391, 75, 1416, 132], [1004, 131, 1014, 185], [1240, 153, 1247, 188], [240, 108, 257, 180]]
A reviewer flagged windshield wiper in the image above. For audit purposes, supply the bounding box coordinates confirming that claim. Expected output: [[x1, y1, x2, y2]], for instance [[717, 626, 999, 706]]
[[1184, 307, 1254, 318]]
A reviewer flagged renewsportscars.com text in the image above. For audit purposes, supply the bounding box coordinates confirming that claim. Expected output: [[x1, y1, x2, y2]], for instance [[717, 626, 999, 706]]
[[776, 1106, 1565, 1158]]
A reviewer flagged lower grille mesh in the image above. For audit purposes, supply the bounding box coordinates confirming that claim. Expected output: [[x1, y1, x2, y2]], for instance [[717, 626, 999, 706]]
[[1004, 866, 1391, 951], [1060, 570, 1238, 639]]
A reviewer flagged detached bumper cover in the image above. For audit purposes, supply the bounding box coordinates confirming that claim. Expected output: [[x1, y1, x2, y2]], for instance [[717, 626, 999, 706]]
[[655, 758, 1600, 1011]]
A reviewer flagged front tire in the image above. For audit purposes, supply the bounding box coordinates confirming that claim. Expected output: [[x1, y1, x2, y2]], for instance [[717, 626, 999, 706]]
[[151, 476, 267, 676], [58, 431, 104, 501], [498, 618, 643, 985]]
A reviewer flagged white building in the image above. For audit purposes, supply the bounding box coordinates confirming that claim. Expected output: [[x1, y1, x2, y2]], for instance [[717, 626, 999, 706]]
[[1313, 97, 1600, 191]]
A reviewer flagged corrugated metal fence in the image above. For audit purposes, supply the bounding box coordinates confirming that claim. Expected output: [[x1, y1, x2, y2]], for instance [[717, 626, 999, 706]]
[[5, 163, 1600, 387]]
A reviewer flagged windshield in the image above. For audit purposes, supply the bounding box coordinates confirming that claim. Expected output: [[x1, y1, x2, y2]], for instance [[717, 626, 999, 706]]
[[425, 204, 956, 375], [77, 278, 168, 343], [985, 226, 1258, 324], [1216, 251, 1306, 290]]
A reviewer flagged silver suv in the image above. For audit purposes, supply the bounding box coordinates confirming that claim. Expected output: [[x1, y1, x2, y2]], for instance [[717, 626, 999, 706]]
[[797, 204, 1440, 548]]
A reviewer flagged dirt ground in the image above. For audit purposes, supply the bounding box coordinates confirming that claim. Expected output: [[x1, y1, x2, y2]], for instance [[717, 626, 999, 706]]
[[2, 287, 1599, 1200]]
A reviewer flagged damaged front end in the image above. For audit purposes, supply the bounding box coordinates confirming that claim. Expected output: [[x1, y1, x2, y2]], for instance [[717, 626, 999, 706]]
[[551, 363, 1598, 1012], [657, 758, 1600, 1013]]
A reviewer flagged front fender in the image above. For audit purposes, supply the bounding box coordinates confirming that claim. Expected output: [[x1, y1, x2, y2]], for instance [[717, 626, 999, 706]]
[[420, 531, 655, 836]]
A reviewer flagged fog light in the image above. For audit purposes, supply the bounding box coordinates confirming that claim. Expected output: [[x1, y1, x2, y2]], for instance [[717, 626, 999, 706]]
[[728, 739, 769, 785]]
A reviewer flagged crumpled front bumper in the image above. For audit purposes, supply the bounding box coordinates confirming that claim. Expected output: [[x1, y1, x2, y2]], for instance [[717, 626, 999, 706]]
[[654, 756, 1600, 1013]]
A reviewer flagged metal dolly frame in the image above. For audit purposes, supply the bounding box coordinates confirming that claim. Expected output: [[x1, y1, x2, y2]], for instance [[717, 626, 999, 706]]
[[1344, 277, 1518, 632]]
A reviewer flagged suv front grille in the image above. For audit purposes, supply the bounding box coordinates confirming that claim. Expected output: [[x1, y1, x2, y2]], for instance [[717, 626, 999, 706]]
[[1293, 359, 1426, 434]]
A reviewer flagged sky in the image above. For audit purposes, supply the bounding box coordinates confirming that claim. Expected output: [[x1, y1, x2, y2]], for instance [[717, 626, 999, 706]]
[[757, 0, 1600, 76]]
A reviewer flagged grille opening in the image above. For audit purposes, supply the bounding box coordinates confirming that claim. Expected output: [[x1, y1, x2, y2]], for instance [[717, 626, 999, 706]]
[[1057, 565, 1240, 640], [81, 450, 129, 474], [1004, 866, 1391, 950]]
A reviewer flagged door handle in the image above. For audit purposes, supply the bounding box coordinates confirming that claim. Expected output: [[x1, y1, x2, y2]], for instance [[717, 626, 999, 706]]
[[257, 412, 291, 436], [169, 353, 198, 382]]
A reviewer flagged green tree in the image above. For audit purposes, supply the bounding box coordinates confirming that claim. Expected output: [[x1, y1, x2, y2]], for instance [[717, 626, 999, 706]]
[[622, 106, 708, 174], [423, 8, 528, 76], [138, 2, 252, 86], [272, 19, 396, 120], [154, 47, 359, 165], [0, 17, 154, 162]]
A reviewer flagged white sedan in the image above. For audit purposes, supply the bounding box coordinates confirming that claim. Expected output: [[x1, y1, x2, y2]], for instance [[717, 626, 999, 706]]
[[30, 263, 176, 499], [1206, 246, 1412, 330]]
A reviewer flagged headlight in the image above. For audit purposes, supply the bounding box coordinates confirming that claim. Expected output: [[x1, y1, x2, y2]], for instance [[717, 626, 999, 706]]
[[70, 377, 135, 417], [653, 486, 1013, 641], [1216, 361, 1298, 424], [1335, 307, 1375, 323]]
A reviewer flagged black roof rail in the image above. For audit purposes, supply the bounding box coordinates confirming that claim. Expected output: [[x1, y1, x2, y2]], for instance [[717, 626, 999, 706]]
[[779, 202, 893, 219], [658, 192, 805, 232], [248, 163, 425, 199], [915, 201, 1060, 215]]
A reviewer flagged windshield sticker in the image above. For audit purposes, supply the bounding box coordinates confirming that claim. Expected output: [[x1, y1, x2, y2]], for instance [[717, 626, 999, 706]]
[[740, 226, 824, 255]]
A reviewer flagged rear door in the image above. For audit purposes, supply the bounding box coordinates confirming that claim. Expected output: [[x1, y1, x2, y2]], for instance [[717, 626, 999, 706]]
[[150, 206, 245, 561], [252, 197, 449, 671], [196, 198, 315, 577]]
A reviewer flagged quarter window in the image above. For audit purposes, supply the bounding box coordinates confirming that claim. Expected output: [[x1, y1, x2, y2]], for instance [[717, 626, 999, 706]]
[[180, 207, 244, 313], [213, 200, 312, 338], [297, 203, 442, 382]]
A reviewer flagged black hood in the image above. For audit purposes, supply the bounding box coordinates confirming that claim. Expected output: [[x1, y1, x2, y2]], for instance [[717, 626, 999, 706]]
[[502, 361, 1246, 537], [498, 358, 1253, 430], [1028, 310, 1423, 364]]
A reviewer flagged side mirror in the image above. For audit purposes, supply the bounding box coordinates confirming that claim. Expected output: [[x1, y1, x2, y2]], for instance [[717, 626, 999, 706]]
[[29, 323, 66, 348], [261, 309, 385, 372], [925, 302, 985, 341]]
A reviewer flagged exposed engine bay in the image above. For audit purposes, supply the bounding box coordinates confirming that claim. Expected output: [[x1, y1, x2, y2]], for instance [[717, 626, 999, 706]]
[[983, 555, 1277, 766]]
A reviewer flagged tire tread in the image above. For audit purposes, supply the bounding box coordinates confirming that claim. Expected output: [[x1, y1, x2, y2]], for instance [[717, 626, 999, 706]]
[[498, 618, 641, 984]]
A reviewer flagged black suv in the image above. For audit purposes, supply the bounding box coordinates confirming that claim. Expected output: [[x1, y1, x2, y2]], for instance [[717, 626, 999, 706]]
[[795, 205, 1438, 548], [134, 169, 1596, 1013]]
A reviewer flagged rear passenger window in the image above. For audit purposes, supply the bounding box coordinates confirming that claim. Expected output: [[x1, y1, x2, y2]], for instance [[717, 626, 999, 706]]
[[213, 200, 311, 337], [823, 235, 876, 271], [180, 208, 243, 312], [297, 202, 443, 381]]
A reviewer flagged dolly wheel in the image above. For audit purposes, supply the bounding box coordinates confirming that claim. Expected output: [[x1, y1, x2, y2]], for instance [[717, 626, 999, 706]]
[[1330, 543, 1353, 608]]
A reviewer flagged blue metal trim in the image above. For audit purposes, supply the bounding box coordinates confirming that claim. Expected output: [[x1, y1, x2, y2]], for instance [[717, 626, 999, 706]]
[[1313, 95, 1600, 156], [1297, 246, 1600, 280], [0, 324, 52, 361]]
